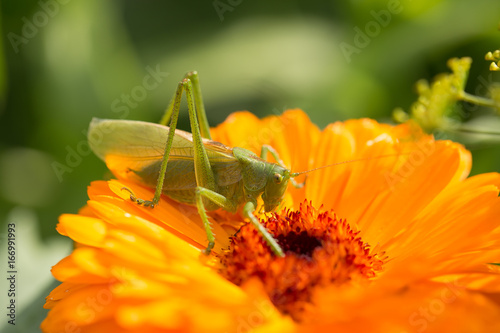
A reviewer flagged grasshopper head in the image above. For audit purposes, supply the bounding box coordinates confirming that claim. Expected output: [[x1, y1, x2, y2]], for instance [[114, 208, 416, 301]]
[[262, 165, 291, 212]]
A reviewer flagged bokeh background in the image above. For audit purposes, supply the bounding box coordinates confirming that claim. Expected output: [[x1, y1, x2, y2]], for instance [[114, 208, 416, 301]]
[[1, 1, 499, 331]]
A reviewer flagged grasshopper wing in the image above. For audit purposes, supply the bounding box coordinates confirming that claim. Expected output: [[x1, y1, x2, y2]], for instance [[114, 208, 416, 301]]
[[88, 118, 242, 189]]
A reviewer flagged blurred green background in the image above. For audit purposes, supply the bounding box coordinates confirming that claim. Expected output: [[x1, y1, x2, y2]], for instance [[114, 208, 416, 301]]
[[1, 0, 499, 331]]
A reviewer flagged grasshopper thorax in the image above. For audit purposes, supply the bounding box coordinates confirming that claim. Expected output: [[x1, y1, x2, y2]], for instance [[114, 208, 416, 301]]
[[233, 147, 291, 212]]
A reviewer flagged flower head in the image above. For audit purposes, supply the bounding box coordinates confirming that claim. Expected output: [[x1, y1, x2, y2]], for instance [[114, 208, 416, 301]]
[[221, 201, 385, 322], [43, 110, 500, 332]]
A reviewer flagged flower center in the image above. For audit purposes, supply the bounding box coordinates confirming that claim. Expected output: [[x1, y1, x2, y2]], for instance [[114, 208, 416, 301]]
[[220, 201, 385, 322], [276, 230, 322, 257]]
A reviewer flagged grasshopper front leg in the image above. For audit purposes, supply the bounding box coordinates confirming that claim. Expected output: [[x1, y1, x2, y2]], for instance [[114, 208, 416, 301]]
[[243, 201, 285, 257], [195, 187, 285, 257]]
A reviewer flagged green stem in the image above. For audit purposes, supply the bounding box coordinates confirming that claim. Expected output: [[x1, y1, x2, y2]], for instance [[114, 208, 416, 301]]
[[453, 126, 500, 136], [459, 91, 500, 110]]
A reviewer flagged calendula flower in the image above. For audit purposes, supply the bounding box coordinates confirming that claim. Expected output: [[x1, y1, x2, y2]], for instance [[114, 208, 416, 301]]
[[42, 110, 500, 332]]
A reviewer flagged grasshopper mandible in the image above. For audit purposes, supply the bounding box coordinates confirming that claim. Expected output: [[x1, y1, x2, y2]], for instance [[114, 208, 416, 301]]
[[88, 71, 307, 257]]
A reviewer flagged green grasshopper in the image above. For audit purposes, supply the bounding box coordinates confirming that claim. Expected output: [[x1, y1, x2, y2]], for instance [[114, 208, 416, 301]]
[[89, 71, 307, 257]]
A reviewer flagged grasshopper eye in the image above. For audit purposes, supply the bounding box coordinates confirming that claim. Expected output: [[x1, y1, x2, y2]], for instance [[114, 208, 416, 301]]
[[273, 173, 283, 184]]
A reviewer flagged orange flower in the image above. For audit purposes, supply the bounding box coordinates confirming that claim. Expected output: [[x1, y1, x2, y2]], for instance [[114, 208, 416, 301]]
[[42, 110, 500, 332]]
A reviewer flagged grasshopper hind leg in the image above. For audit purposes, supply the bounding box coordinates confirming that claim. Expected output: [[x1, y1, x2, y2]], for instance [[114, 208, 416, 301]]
[[123, 72, 212, 209], [121, 79, 185, 209], [160, 71, 211, 140]]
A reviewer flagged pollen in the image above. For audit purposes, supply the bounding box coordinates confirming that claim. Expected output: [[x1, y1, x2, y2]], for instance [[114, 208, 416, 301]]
[[220, 201, 385, 322]]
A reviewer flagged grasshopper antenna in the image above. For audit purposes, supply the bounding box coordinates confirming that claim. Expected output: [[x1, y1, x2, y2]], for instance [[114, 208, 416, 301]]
[[290, 152, 410, 179]]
